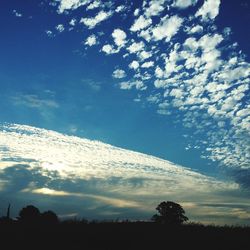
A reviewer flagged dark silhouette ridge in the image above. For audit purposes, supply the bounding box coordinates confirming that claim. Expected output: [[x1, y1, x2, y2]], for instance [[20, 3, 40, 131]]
[[0, 202, 249, 249]]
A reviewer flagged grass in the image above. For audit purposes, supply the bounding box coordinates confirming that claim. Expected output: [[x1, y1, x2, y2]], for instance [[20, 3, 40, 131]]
[[0, 219, 249, 249]]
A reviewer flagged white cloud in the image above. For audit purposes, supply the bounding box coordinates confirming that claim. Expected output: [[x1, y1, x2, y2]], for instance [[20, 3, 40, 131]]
[[101, 44, 117, 54], [56, 0, 91, 13], [69, 124, 78, 134], [217, 65, 250, 82], [119, 81, 133, 90], [13, 9, 22, 17], [158, 101, 169, 110], [144, 0, 166, 17], [130, 15, 152, 32], [236, 108, 250, 118], [147, 94, 161, 104], [155, 67, 164, 79], [46, 30, 54, 37], [199, 33, 223, 52], [195, 0, 221, 21], [86, 0, 101, 10], [134, 8, 140, 16], [55, 24, 65, 32], [172, 0, 198, 9], [82, 79, 102, 91], [152, 15, 183, 41], [220, 96, 238, 112], [183, 37, 199, 51], [141, 61, 154, 68], [156, 46, 184, 77], [112, 29, 127, 47], [170, 88, 184, 98], [85, 34, 97, 46], [188, 25, 203, 34], [129, 61, 140, 70], [138, 50, 152, 61], [157, 109, 171, 115], [154, 79, 166, 88], [206, 82, 229, 93], [80, 10, 112, 29], [201, 49, 222, 72], [12, 94, 59, 109], [69, 18, 77, 26], [138, 29, 152, 42], [223, 27, 232, 37], [120, 80, 147, 90], [112, 69, 127, 79], [115, 5, 126, 13], [127, 41, 145, 54]]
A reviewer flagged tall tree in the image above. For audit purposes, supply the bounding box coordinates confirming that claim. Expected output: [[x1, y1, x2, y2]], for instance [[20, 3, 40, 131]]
[[18, 205, 41, 223], [152, 201, 188, 225]]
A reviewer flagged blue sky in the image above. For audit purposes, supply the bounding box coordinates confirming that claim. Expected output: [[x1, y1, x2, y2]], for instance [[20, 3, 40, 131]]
[[0, 0, 250, 224]]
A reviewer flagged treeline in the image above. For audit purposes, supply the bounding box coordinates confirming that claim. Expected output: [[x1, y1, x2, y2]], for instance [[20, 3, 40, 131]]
[[0, 201, 249, 249], [0, 201, 189, 226]]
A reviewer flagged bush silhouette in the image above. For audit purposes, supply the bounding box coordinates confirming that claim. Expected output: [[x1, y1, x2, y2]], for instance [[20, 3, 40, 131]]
[[41, 210, 59, 224], [18, 205, 41, 223], [152, 201, 188, 225]]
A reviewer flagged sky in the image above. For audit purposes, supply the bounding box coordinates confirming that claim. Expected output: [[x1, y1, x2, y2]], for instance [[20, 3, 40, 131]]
[[0, 0, 249, 225]]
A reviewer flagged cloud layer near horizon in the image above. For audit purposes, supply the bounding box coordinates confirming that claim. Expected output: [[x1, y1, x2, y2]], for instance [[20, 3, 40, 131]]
[[0, 123, 249, 224]]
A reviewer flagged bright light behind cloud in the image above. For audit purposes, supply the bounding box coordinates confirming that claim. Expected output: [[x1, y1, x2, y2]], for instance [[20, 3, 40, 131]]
[[0, 123, 249, 224], [0, 124, 223, 182]]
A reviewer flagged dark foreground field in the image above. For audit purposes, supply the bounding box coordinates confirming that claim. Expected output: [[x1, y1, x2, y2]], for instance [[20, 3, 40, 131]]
[[1, 221, 249, 249]]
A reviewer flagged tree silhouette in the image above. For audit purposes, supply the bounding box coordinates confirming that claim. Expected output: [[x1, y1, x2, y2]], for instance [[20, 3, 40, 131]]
[[152, 201, 188, 225], [41, 210, 59, 224], [18, 205, 41, 223]]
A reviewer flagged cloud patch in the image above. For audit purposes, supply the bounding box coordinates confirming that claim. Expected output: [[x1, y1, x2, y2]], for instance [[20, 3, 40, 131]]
[[85, 34, 98, 46], [195, 0, 221, 21], [112, 29, 127, 48], [112, 69, 127, 79], [152, 15, 183, 41], [55, 0, 91, 13], [12, 94, 59, 109], [80, 10, 112, 29]]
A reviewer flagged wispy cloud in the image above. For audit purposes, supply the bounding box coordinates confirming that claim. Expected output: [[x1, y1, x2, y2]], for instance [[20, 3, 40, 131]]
[[81, 79, 102, 91], [12, 93, 59, 109], [12, 9, 23, 17], [24, 187, 140, 208], [55, 24, 65, 33]]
